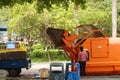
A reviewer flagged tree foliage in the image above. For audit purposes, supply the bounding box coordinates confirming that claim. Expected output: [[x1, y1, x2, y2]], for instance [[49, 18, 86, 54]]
[[0, 0, 33, 7], [0, 0, 120, 48], [0, 0, 86, 12], [37, 0, 86, 12]]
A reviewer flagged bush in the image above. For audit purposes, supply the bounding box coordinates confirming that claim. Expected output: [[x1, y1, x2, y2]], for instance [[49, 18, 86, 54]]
[[27, 43, 69, 62], [32, 43, 43, 50], [32, 49, 47, 59], [48, 49, 68, 61]]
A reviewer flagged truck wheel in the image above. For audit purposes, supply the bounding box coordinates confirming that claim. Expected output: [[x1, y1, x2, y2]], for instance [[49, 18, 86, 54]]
[[17, 69, 21, 74], [8, 69, 20, 77]]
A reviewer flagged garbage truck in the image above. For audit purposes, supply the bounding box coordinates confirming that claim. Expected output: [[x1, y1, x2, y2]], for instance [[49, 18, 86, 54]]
[[0, 26, 31, 77], [0, 41, 31, 77], [46, 24, 120, 75]]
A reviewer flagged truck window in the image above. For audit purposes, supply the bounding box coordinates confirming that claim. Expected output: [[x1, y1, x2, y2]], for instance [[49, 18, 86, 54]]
[[15, 43, 20, 48], [0, 43, 6, 49], [6, 42, 15, 49]]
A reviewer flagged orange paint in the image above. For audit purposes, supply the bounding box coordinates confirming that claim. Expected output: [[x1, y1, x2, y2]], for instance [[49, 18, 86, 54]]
[[62, 25, 120, 74], [47, 25, 120, 75], [83, 38, 120, 75]]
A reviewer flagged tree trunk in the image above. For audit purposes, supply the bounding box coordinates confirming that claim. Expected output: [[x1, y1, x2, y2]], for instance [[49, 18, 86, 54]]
[[45, 45, 51, 62], [74, 5, 79, 33]]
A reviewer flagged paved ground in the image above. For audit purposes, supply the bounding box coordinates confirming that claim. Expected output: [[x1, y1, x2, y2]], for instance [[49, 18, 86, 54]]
[[7, 75, 120, 80], [6, 62, 120, 80]]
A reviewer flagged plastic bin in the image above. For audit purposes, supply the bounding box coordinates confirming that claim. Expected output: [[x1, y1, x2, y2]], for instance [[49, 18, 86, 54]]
[[49, 63, 64, 80], [65, 63, 80, 80]]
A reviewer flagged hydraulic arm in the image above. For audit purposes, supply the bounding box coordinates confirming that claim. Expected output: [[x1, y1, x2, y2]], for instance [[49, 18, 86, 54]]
[[47, 27, 79, 63]]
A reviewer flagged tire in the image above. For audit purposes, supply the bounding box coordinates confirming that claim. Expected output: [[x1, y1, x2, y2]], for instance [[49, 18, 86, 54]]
[[17, 69, 21, 74], [8, 68, 21, 77]]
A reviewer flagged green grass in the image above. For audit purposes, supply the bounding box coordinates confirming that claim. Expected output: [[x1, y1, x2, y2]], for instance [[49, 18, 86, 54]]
[[31, 58, 48, 63], [30, 57, 69, 63]]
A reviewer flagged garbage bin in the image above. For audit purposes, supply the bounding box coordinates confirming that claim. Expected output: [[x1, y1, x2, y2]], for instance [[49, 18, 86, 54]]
[[49, 63, 64, 80], [65, 63, 80, 80]]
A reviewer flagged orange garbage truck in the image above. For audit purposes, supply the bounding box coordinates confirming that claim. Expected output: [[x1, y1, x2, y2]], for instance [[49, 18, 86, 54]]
[[47, 24, 120, 75]]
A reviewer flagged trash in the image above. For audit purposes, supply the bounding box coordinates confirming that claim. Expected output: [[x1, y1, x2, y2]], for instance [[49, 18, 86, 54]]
[[39, 68, 49, 79], [33, 73, 39, 78], [32, 73, 40, 79], [0, 70, 7, 80]]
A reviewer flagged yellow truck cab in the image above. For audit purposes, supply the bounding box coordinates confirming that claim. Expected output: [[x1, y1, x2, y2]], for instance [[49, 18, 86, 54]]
[[0, 41, 26, 53]]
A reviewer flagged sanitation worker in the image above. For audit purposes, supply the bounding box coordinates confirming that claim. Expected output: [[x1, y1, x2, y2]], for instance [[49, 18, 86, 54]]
[[78, 46, 88, 76]]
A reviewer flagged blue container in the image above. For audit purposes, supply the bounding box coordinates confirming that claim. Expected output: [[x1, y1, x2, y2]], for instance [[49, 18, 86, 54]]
[[65, 63, 80, 80]]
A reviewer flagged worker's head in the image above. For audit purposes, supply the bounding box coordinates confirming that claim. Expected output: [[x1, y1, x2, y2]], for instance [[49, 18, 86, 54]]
[[80, 46, 83, 51]]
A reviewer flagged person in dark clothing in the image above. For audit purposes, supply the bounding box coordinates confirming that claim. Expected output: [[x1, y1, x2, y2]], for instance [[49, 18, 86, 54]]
[[78, 46, 88, 76]]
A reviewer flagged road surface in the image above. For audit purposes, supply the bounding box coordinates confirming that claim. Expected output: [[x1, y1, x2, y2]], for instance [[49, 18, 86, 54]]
[[6, 62, 120, 80]]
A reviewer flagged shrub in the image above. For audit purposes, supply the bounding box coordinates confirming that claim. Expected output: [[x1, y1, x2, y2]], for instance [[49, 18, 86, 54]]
[[48, 49, 67, 61], [32, 43, 43, 50], [27, 43, 69, 62]]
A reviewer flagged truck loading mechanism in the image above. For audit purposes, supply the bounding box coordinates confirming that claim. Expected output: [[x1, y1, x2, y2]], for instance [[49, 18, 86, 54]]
[[47, 24, 120, 75]]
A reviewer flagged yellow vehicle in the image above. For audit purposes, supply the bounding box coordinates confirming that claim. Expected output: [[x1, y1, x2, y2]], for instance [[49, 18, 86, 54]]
[[0, 41, 26, 52], [0, 26, 31, 77], [0, 41, 27, 60], [0, 41, 31, 77]]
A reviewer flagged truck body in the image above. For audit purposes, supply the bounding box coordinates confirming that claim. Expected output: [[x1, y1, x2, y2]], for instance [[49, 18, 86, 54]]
[[0, 41, 31, 77], [46, 24, 120, 75], [83, 36, 120, 75]]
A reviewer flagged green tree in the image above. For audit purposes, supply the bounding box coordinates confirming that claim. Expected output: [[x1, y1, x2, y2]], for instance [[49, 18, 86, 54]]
[[8, 2, 38, 41], [2, 0, 120, 44], [0, 0, 86, 12]]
